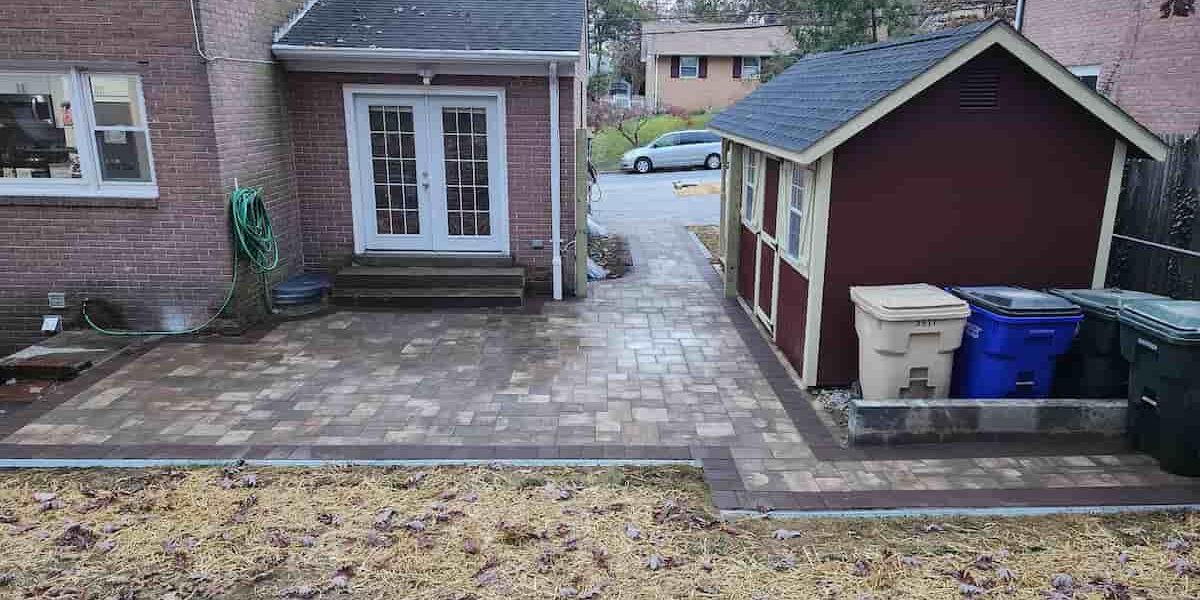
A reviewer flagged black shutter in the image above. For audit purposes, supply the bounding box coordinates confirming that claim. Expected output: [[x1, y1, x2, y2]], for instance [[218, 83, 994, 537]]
[[699, 56, 708, 78], [732, 57, 742, 79], [670, 56, 680, 78]]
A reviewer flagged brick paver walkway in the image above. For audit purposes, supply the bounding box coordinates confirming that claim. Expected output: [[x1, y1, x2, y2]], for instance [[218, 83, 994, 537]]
[[3, 172, 1198, 509]]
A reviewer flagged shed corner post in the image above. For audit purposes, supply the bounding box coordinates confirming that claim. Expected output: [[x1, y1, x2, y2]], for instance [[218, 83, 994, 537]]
[[723, 142, 744, 299], [1093, 138, 1128, 289], [575, 127, 590, 297]]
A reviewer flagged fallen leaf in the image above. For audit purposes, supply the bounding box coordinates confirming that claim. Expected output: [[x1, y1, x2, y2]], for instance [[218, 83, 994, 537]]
[[463, 538, 480, 555], [32, 492, 57, 503], [995, 567, 1015, 582], [646, 554, 665, 571], [591, 546, 610, 570], [57, 523, 98, 551], [0, 574, 13, 586], [696, 585, 719, 595], [624, 523, 642, 540], [578, 585, 604, 599], [280, 585, 318, 599], [463, 491, 479, 503], [96, 539, 116, 553], [558, 586, 579, 599], [365, 531, 393, 548], [299, 535, 317, 547], [1051, 573, 1074, 590], [317, 513, 344, 527], [1117, 552, 1131, 565], [900, 556, 922, 568], [404, 519, 427, 532], [1166, 538, 1192, 554], [852, 559, 871, 577], [959, 583, 984, 597], [922, 523, 945, 533], [474, 556, 501, 587], [402, 472, 428, 489], [263, 529, 290, 548], [772, 529, 801, 540], [374, 507, 396, 530], [770, 553, 796, 571]]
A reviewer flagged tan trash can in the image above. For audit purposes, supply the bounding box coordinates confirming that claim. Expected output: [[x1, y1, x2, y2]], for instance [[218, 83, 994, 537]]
[[850, 284, 970, 400]]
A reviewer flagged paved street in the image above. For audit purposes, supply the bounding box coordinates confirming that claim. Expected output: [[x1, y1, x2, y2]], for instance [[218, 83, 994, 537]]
[[3, 169, 1199, 504]]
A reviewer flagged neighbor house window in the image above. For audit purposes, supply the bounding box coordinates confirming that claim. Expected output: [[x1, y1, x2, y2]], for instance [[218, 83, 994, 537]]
[[741, 56, 762, 79], [741, 150, 759, 224], [679, 56, 700, 79], [0, 70, 155, 197], [1068, 64, 1101, 91], [784, 163, 811, 260]]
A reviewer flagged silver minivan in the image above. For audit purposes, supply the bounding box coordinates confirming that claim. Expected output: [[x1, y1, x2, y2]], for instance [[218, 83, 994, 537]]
[[619, 129, 722, 173]]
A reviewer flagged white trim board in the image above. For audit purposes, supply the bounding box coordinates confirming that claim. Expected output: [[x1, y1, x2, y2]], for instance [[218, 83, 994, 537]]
[[711, 22, 1168, 164], [1093, 139, 1128, 288], [800, 151, 834, 387]]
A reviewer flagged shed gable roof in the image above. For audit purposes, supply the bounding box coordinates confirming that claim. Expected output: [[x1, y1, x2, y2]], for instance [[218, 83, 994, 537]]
[[275, 0, 584, 54], [710, 20, 1168, 162]]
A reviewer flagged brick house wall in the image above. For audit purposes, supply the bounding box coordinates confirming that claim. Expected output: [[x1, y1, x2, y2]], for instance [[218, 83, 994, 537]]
[[1021, 0, 1200, 134], [286, 72, 577, 293], [0, 0, 304, 355]]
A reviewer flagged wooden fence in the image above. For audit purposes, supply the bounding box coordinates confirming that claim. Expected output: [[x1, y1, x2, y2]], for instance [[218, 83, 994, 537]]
[[1106, 130, 1200, 297]]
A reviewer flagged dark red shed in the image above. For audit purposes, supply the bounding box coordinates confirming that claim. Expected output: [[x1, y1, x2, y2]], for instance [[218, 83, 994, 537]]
[[710, 20, 1168, 387]]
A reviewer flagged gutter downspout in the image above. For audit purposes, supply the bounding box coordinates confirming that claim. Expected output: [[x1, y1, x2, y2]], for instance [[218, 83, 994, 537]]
[[1014, 0, 1026, 31], [549, 61, 563, 300]]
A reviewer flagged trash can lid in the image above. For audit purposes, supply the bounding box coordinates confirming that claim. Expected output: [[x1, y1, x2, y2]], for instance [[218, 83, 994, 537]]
[[850, 283, 969, 322], [1119, 299, 1200, 344], [274, 272, 332, 295], [949, 286, 1083, 318], [1046, 288, 1166, 319]]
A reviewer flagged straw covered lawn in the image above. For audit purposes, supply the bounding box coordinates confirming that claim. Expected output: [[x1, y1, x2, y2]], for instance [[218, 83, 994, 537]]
[[0, 465, 1196, 599]]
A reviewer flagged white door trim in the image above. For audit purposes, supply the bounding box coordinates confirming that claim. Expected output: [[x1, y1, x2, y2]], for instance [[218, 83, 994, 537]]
[[342, 84, 510, 255]]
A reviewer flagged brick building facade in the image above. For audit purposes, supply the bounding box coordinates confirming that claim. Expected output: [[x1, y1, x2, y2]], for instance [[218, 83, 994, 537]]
[[1020, 0, 1200, 134], [0, 0, 585, 355]]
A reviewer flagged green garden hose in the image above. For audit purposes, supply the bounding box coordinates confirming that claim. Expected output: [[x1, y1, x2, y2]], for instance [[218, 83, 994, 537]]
[[83, 186, 279, 336]]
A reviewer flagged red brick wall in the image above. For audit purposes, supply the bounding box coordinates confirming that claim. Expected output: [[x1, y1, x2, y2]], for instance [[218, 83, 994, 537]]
[[285, 72, 578, 293], [1022, 0, 1200, 134], [818, 47, 1114, 385], [0, 0, 306, 355], [0, 0, 225, 355], [197, 0, 308, 318]]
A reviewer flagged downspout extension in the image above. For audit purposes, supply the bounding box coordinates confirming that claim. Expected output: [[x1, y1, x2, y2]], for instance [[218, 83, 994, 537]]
[[549, 61, 563, 300]]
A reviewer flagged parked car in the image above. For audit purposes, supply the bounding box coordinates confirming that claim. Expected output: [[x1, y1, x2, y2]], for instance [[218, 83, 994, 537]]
[[620, 130, 722, 173]]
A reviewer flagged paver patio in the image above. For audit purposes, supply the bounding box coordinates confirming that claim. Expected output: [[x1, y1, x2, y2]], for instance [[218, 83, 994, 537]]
[[2, 172, 1198, 510]]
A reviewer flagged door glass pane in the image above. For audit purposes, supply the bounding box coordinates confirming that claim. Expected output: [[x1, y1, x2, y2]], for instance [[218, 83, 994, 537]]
[[368, 105, 419, 235], [441, 107, 490, 236]]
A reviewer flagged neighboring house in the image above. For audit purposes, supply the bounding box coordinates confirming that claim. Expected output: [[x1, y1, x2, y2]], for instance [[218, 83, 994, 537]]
[[0, 0, 585, 355], [710, 20, 1167, 387], [641, 21, 796, 112], [1019, 0, 1200, 134]]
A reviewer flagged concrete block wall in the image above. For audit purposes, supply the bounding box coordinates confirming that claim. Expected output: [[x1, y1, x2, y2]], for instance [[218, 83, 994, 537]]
[[1022, 0, 1200, 135]]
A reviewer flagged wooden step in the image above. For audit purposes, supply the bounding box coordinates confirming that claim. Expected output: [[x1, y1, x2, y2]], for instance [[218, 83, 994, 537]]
[[351, 254, 515, 268], [332, 286, 525, 308], [334, 266, 525, 289]]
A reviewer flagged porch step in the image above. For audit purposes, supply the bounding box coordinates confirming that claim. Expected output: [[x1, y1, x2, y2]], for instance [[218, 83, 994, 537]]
[[351, 254, 515, 269], [334, 266, 526, 289], [332, 286, 525, 308]]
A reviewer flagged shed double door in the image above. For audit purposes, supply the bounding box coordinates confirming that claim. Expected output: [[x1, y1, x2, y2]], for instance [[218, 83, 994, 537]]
[[750, 158, 782, 329]]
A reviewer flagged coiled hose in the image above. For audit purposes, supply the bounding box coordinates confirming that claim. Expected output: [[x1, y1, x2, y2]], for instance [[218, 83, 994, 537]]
[[83, 186, 279, 336]]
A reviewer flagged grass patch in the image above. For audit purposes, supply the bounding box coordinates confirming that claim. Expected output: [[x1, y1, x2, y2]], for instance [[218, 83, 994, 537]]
[[687, 225, 721, 265], [592, 112, 714, 171], [1, 466, 1197, 599]]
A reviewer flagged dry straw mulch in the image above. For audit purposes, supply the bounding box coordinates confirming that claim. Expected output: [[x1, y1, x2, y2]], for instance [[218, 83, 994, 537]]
[[0, 465, 1197, 599]]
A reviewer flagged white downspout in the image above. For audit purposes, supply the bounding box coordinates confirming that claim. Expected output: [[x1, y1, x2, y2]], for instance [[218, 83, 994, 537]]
[[549, 61, 563, 300]]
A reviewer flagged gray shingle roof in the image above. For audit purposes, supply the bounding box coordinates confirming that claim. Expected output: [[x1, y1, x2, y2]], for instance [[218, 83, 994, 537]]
[[710, 20, 997, 156], [276, 0, 584, 53]]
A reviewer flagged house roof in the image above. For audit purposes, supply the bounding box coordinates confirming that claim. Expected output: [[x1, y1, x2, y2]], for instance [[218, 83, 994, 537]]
[[710, 20, 1168, 163], [274, 0, 584, 55], [640, 22, 796, 58]]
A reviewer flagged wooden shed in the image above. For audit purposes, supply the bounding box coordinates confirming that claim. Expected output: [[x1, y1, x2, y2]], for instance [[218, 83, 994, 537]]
[[709, 20, 1168, 387]]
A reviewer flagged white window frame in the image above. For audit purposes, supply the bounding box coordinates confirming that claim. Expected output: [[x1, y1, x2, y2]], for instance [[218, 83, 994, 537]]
[[679, 56, 700, 79], [1068, 64, 1101, 91], [0, 68, 157, 199], [780, 161, 815, 271], [741, 56, 762, 80], [740, 150, 760, 229]]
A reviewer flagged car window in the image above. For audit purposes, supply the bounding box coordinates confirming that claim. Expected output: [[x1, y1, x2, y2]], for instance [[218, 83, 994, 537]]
[[684, 131, 718, 144], [653, 134, 677, 148]]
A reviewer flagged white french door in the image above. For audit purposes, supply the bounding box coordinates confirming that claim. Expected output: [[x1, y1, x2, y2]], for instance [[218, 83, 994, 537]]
[[351, 90, 507, 253]]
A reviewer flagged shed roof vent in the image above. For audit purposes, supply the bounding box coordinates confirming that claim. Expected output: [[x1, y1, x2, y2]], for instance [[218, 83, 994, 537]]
[[959, 67, 999, 110]]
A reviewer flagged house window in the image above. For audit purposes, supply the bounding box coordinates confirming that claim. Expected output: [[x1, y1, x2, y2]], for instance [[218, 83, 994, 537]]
[[1069, 64, 1101, 91], [0, 70, 155, 197], [679, 56, 700, 79], [741, 57, 762, 80], [784, 163, 811, 260], [741, 150, 759, 224]]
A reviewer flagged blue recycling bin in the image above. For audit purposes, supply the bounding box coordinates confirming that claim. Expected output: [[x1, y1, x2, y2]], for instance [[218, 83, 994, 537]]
[[949, 286, 1083, 398]]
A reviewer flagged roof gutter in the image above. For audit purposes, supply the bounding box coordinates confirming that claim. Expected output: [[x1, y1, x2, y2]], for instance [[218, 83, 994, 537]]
[[271, 44, 580, 64]]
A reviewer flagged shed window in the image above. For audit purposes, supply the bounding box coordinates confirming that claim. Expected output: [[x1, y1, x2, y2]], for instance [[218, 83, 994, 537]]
[[0, 70, 156, 197], [784, 163, 811, 261], [741, 150, 759, 225], [1069, 64, 1101, 91], [679, 56, 700, 79]]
